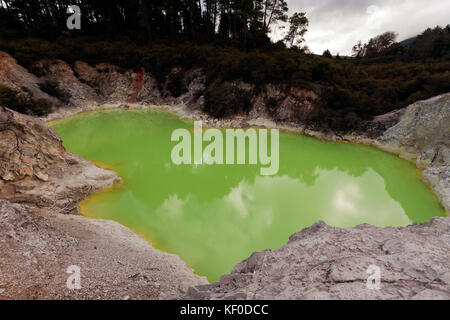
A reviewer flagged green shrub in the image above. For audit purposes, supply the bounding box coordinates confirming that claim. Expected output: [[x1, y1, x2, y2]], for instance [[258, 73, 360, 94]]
[[165, 70, 187, 98], [204, 82, 251, 118]]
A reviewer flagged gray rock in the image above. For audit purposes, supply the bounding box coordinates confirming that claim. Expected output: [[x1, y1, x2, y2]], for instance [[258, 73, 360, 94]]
[[377, 93, 450, 211], [0, 199, 207, 300], [378, 93, 449, 167], [183, 218, 450, 300]]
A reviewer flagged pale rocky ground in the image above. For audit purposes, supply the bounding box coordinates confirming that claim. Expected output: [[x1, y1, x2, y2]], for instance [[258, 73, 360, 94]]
[[184, 219, 450, 300], [0, 50, 449, 300], [0, 200, 206, 299]]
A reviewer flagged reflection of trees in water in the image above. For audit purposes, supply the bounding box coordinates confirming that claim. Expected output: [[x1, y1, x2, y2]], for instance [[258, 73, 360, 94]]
[[139, 133, 440, 223], [131, 134, 376, 206], [63, 110, 442, 224]]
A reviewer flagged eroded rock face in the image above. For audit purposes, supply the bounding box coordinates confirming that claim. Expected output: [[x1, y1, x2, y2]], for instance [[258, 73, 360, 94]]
[[0, 107, 119, 213], [422, 166, 450, 213], [378, 94, 450, 167], [0, 107, 65, 185], [0, 51, 166, 113], [0, 51, 324, 127], [34, 59, 100, 106], [377, 93, 450, 211], [0, 52, 59, 108], [267, 87, 319, 123], [0, 106, 65, 183], [74, 61, 141, 103], [183, 219, 450, 300]]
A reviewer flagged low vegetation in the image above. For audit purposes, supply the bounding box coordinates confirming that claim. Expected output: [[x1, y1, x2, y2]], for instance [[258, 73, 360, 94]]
[[2, 35, 449, 126]]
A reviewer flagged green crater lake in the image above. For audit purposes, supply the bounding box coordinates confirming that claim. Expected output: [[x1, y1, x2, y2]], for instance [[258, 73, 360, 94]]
[[51, 109, 445, 282]]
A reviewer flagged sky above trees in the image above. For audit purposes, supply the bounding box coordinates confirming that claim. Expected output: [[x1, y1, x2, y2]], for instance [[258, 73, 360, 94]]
[[285, 0, 450, 55], [1, 0, 448, 55]]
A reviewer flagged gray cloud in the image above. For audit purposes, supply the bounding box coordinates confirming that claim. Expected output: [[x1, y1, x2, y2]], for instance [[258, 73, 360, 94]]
[[283, 0, 450, 55]]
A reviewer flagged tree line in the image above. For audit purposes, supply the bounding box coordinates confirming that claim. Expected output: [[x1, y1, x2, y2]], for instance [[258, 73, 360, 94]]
[[349, 26, 450, 60], [0, 0, 309, 50], [0, 1, 449, 133]]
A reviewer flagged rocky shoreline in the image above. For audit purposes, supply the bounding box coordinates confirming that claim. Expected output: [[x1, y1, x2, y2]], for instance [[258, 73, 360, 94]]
[[0, 50, 449, 299]]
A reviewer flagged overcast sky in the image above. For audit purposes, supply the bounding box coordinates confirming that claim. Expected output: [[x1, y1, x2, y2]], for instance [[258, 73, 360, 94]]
[[280, 0, 450, 55]]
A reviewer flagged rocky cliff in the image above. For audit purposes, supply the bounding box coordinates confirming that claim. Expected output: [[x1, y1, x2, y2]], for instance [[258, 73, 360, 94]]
[[0, 106, 118, 212], [377, 93, 450, 212], [0, 51, 323, 126]]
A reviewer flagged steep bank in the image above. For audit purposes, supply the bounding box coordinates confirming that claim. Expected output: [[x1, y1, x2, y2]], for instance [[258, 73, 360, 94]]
[[0, 51, 384, 135], [0, 108, 207, 299], [0, 106, 119, 212], [1, 51, 449, 300], [376, 94, 450, 212]]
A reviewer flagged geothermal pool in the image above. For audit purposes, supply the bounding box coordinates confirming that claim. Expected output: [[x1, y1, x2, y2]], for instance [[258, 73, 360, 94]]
[[51, 109, 445, 282]]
